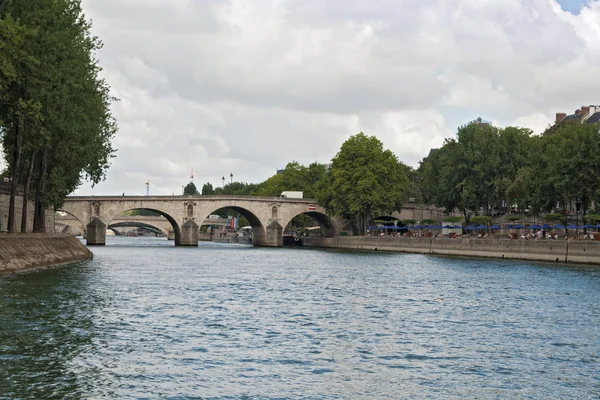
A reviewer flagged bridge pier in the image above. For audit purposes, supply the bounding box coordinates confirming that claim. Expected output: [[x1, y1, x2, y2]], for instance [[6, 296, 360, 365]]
[[87, 218, 106, 246], [167, 230, 175, 240], [178, 219, 199, 246], [254, 221, 283, 247]]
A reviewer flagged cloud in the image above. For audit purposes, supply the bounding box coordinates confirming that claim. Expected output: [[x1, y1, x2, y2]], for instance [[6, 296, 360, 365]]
[[17, 0, 595, 194]]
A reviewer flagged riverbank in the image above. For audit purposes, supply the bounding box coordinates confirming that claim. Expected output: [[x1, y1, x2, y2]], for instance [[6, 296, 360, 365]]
[[303, 236, 600, 265], [0, 235, 92, 274]]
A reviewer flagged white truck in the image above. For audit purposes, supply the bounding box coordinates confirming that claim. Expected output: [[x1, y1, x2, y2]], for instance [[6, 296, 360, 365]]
[[280, 191, 303, 199]]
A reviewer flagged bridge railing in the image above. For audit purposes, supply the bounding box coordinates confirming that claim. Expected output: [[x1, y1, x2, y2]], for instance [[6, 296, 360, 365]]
[[64, 195, 320, 203]]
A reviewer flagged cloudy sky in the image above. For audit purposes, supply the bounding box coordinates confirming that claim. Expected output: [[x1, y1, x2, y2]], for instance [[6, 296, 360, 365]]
[[32, 0, 600, 195]]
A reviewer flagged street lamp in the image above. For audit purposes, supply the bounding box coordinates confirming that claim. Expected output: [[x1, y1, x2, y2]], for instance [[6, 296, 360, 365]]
[[230, 173, 233, 184], [222, 176, 225, 188]]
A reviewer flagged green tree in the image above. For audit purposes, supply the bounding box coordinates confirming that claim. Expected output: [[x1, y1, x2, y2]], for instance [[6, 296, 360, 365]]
[[544, 213, 566, 223], [533, 123, 600, 222], [183, 181, 199, 195], [420, 142, 464, 218], [250, 162, 326, 198], [421, 123, 533, 224], [201, 182, 214, 195], [317, 132, 409, 235], [213, 181, 257, 195], [0, 0, 117, 232], [470, 215, 492, 226], [251, 173, 283, 196]]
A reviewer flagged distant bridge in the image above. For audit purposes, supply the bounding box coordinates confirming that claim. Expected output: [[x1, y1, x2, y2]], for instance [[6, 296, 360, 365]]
[[58, 195, 340, 247], [55, 214, 231, 237]]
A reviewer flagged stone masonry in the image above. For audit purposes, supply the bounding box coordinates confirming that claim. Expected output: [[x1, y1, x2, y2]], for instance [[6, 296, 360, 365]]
[[59, 195, 342, 247]]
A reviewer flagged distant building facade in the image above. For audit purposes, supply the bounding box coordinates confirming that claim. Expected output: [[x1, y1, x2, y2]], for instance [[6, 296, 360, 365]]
[[553, 105, 600, 127], [466, 117, 492, 127]]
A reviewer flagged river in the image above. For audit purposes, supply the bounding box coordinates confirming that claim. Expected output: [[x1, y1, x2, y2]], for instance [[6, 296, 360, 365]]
[[1, 236, 599, 399]]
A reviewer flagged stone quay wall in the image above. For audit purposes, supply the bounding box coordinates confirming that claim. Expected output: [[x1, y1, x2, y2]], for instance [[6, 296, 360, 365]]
[[303, 236, 600, 266], [0, 183, 54, 233], [0, 235, 92, 274]]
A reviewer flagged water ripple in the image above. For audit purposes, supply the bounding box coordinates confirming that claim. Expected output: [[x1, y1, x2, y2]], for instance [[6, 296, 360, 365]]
[[0, 237, 599, 399]]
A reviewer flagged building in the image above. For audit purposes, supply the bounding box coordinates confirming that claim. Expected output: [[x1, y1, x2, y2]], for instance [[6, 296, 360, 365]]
[[554, 105, 600, 125], [467, 117, 492, 126]]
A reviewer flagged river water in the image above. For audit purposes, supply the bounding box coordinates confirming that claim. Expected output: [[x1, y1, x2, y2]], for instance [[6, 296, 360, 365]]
[[1, 237, 599, 399]]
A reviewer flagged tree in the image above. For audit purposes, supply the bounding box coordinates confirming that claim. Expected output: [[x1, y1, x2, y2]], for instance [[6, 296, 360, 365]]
[[249, 161, 326, 198], [421, 123, 532, 224], [470, 216, 492, 226], [420, 142, 464, 218], [214, 181, 257, 196], [545, 213, 566, 224], [183, 181, 199, 195], [0, 0, 117, 232], [317, 132, 409, 235], [251, 173, 283, 197], [201, 182, 214, 195], [532, 123, 600, 223]]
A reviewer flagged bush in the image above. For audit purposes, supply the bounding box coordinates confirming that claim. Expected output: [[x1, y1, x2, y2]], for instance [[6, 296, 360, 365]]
[[402, 219, 416, 225], [544, 213, 566, 223], [586, 214, 600, 223], [470, 216, 492, 226]]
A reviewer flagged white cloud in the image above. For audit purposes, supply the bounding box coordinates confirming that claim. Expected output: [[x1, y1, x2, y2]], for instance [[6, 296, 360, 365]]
[[511, 112, 553, 135], [55, 0, 599, 195]]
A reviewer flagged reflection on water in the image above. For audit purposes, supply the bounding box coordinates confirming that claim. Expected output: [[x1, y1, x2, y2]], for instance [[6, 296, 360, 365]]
[[1, 236, 599, 399]]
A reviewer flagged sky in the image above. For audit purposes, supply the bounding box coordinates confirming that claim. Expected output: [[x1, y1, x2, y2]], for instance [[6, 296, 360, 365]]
[[10, 0, 600, 196]]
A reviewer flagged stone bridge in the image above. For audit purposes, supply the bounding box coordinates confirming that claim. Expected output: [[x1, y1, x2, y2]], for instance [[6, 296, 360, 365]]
[[59, 195, 339, 247], [55, 214, 230, 237]]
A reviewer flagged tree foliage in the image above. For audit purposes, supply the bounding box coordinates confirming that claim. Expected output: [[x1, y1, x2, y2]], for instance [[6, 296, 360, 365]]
[[420, 120, 600, 224], [250, 161, 326, 197], [214, 181, 258, 196], [470, 216, 492, 226], [317, 132, 409, 235], [201, 182, 214, 195], [0, 0, 117, 232], [183, 181, 199, 195]]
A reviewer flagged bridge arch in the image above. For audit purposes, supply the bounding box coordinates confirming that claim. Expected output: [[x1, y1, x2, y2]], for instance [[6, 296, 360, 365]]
[[106, 208, 181, 245], [280, 211, 337, 238], [107, 221, 168, 237], [202, 206, 267, 246], [54, 210, 87, 237]]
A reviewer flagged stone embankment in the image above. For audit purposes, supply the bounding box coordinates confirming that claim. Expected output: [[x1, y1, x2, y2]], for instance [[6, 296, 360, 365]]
[[0, 235, 92, 274], [304, 236, 600, 265]]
